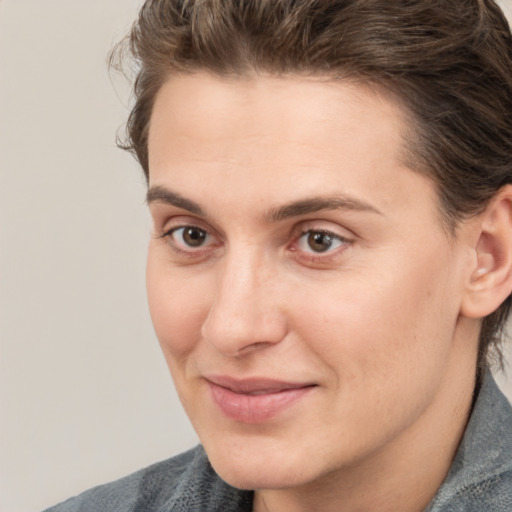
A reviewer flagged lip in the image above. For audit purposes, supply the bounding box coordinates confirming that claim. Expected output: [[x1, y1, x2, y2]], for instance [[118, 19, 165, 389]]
[[205, 375, 316, 424]]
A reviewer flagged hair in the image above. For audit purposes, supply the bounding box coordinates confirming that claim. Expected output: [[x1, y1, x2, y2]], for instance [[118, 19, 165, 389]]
[[113, 0, 512, 369]]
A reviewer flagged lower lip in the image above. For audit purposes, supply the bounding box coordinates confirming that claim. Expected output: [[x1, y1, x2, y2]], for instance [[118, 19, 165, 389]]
[[208, 382, 314, 424]]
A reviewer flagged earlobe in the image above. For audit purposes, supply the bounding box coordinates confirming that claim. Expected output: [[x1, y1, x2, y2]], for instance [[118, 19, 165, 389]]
[[461, 185, 512, 319]]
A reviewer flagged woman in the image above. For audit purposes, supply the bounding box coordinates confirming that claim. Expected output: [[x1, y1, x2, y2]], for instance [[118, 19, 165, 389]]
[[46, 1, 512, 510]]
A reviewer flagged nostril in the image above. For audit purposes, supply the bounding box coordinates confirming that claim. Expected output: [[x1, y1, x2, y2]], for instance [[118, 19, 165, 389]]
[[231, 341, 277, 357], [201, 306, 288, 357]]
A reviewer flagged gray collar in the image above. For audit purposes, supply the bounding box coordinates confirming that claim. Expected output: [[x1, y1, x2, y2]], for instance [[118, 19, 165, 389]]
[[426, 371, 512, 510]]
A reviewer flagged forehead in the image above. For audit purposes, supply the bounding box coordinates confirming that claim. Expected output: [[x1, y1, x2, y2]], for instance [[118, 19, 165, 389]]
[[147, 72, 439, 226], [149, 72, 407, 152]]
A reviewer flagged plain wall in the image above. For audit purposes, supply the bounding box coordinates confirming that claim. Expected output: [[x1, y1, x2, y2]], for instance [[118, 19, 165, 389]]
[[1, 1, 511, 511]]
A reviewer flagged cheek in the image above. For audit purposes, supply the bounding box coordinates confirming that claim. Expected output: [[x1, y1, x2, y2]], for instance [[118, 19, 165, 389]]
[[146, 249, 209, 359], [291, 252, 460, 383]]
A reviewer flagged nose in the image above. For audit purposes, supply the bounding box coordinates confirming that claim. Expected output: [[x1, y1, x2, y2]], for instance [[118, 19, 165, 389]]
[[200, 252, 288, 357]]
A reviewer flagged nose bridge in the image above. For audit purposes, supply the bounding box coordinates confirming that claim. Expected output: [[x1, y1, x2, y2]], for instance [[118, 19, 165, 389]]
[[201, 245, 286, 355]]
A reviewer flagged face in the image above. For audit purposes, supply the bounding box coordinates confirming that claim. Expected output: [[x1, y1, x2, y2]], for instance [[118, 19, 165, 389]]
[[146, 73, 476, 491]]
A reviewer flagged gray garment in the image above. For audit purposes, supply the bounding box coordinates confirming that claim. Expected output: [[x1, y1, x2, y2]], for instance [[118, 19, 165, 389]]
[[44, 447, 252, 512], [425, 372, 512, 512], [44, 373, 511, 512]]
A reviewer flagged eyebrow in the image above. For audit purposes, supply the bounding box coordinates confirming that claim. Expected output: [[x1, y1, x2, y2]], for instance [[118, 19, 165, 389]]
[[146, 186, 205, 215], [267, 195, 383, 221], [146, 185, 382, 220]]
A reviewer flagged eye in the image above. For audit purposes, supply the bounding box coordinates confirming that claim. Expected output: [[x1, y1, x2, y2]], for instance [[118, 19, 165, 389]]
[[163, 225, 213, 250], [174, 226, 208, 247], [297, 230, 346, 254]]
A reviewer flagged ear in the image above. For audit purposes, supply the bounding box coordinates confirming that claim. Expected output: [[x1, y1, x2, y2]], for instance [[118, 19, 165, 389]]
[[461, 185, 512, 319]]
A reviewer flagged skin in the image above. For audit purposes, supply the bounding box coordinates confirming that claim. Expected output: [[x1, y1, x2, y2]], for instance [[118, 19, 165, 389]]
[[145, 72, 490, 511]]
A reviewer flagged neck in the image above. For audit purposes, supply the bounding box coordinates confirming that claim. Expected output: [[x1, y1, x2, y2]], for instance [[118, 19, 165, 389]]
[[254, 327, 479, 512]]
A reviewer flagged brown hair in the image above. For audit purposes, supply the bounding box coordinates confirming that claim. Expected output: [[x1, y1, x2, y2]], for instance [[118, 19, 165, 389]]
[[114, 0, 512, 368]]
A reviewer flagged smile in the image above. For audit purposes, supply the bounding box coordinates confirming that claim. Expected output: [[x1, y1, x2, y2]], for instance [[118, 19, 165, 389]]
[[205, 376, 316, 424]]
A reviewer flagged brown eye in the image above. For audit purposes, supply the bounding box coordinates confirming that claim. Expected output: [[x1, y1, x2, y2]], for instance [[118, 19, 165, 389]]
[[307, 232, 335, 252], [296, 230, 346, 254], [182, 227, 207, 247], [169, 226, 210, 248]]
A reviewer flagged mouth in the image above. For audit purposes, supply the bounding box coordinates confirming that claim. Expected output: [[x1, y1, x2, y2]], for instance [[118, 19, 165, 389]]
[[205, 376, 317, 424]]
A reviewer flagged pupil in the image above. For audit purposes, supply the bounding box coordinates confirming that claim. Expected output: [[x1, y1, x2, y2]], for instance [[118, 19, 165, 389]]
[[184, 228, 206, 247], [308, 232, 332, 252]]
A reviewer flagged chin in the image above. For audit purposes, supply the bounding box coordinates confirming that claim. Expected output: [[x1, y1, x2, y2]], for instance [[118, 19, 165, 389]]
[[214, 461, 311, 491], [204, 440, 326, 491]]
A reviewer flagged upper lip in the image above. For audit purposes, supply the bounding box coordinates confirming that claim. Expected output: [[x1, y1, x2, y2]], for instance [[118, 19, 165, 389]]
[[204, 375, 316, 394]]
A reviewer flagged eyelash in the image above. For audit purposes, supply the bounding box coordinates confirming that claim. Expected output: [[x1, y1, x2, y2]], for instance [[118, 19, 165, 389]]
[[158, 223, 352, 263], [292, 229, 350, 260], [159, 225, 216, 257]]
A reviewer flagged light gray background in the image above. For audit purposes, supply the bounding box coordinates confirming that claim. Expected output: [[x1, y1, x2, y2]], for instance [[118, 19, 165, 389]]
[[1, 1, 511, 511]]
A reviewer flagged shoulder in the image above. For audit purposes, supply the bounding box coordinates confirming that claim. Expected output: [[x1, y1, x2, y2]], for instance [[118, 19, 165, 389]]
[[432, 469, 512, 511], [43, 445, 253, 512], [42, 446, 212, 512], [427, 373, 512, 511]]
